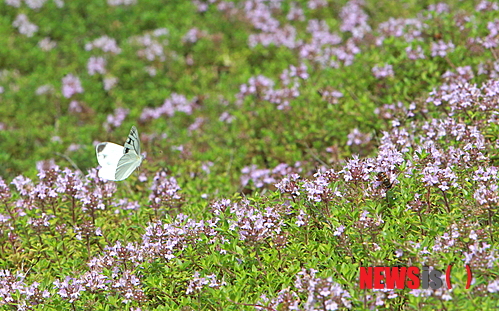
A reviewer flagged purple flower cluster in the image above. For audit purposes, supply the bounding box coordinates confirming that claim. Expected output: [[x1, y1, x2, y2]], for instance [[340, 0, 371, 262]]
[[301, 19, 343, 65], [476, 0, 499, 11], [104, 107, 129, 130], [301, 170, 342, 203], [428, 3, 450, 14], [5, 0, 22, 7], [78, 169, 117, 213], [186, 272, 225, 294], [318, 88, 344, 105], [110, 270, 147, 304], [188, 117, 205, 132], [0, 270, 50, 307], [85, 36, 122, 54], [142, 215, 217, 260], [7, 0, 62, 9], [346, 128, 372, 146], [10, 166, 118, 227], [182, 28, 208, 43], [257, 269, 352, 310], [406, 45, 425, 60], [87, 56, 106, 76], [0, 178, 11, 204], [237, 75, 274, 103], [226, 199, 285, 245], [218, 111, 235, 123], [12, 14, 38, 37], [61, 74, 83, 99], [53, 263, 146, 304], [372, 64, 394, 79], [148, 171, 181, 213], [103, 76, 119, 91], [307, 0, 327, 10], [129, 29, 169, 62], [140, 93, 198, 121], [473, 166, 499, 208], [409, 272, 452, 301], [241, 162, 302, 189], [340, 0, 371, 37], [47, 211, 228, 304], [107, 0, 136, 5], [237, 64, 307, 109], [376, 17, 425, 44], [204, 0, 366, 68], [35, 84, 55, 95], [53, 276, 85, 303], [430, 40, 455, 57]]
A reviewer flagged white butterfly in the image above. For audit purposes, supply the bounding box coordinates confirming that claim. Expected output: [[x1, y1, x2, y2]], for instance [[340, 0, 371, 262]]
[[95, 126, 144, 181]]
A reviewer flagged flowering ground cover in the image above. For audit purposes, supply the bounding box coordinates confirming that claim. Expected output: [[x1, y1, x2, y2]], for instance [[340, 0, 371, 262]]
[[1, 0, 499, 309]]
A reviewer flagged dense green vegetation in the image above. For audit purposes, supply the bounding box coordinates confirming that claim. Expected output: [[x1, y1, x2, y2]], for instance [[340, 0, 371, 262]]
[[1, 0, 499, 310]]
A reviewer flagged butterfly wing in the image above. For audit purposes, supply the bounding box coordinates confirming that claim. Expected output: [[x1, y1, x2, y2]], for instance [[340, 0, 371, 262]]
[[96, 142, 124, 180], [96, 126, 143, 181], [123, 126, 141, 155], [115, 151, 142, 181], [96, 142, 124, 167], [114, 126, 143, 181]]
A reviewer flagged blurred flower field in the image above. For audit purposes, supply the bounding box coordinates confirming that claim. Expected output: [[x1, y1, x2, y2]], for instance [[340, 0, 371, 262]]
[[1, 0, 499, 310]]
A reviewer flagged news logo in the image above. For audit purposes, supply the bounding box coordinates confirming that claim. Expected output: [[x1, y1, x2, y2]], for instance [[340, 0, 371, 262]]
[[359, 265, 472, 290]]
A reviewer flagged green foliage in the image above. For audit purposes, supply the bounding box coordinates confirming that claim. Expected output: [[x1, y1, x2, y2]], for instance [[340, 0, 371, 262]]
[[2, 0, 499, 310]]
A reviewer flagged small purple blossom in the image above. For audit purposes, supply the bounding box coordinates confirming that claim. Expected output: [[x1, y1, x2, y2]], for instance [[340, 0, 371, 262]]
[[62, 74, 83, 98], [129, 30, 168, 62], [140, 93, 197, 121], [0, 178, 11, 203], [87, 56, 106, 75], [85, 36, 121, 54], [476, 1, 499, 11], [295, 269, 352, 310], [104, 107, 129, 130], [372, 64, 394, 79], [406, 45, 425, 60], [53, 276, 85, 303], [103, 76, 118, 91], [188, 117, 205, 132], [12, 14, 38, 37], [431, 40, 455, 57], [25, 0, 48, 9], [488, 279, 499, 293], [182, 28, 207, 43], [5, 0, 21, 7], [286, 3, 305, 21], [186, 272, 225, 294], [347, 128, 372, 146], [219, 111, 235, 123], [340, 0, 371, 38], [307, 0, 327, 10], [35, 84, 54, 95], [38, 37, 57, 51], [149, 171, 181, 211], [107, 0, 136, 5], [428, 3, 449, 14]]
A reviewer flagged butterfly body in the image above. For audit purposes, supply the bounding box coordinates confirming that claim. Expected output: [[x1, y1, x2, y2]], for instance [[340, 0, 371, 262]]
[[96, 126, 144, 181]]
